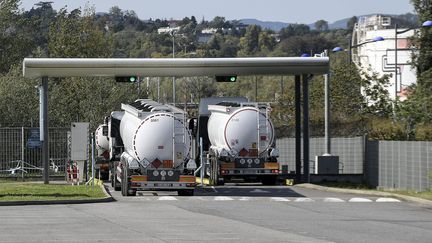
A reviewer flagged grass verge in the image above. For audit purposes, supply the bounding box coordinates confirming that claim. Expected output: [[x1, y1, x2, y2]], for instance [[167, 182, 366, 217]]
[[316, 182, 432, 201], [0, 182, 106, 201]]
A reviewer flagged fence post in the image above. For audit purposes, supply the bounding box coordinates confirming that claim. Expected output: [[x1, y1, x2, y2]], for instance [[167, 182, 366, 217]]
[[362, 134, 368, 184], [21, 127, 24, 181]]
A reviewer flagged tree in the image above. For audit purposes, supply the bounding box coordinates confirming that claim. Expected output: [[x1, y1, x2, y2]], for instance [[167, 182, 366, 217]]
[[347, 16, 357, 30], [314, 19, 329, 31], [0, 0, 33, 73], [237, 25, 261, 56]]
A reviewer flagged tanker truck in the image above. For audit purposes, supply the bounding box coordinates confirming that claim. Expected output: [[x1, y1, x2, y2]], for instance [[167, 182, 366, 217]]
[[108, 99, 197, 196], [196, 97, 279, 185], [94, 123, 110, 180]]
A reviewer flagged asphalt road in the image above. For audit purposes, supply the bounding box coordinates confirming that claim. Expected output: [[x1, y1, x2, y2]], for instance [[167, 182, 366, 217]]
[[0, 184, 431, 242]]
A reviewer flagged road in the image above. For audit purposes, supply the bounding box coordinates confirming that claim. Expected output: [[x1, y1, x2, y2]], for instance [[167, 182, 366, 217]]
[[0, 184, 431, 242]]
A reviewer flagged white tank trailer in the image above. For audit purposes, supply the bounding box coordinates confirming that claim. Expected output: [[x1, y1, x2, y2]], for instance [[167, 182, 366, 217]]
[[94, 124, 110, 180], [110, 99, 196, 196], [199, 98, 279, 185]]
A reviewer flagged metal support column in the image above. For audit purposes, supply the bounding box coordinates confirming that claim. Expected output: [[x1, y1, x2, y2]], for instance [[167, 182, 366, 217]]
[[302, 74, 310, 183], [295, 75, 301, 183], [40, 77, 49, 184], [324, 72, 331, 155]]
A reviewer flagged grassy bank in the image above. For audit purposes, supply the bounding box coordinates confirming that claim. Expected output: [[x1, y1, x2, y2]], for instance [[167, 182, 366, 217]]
[[317, 182, 432, 201], [0, 182, 106, 201]]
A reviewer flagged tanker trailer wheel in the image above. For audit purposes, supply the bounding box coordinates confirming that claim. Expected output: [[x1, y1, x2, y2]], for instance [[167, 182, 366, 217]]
[[121, 166, 137, 197], [113, 172, 121, 191], [261, 176, 278, 186], [178, 189, 194, 196]]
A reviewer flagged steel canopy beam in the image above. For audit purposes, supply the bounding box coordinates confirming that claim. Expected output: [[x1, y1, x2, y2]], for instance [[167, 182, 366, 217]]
[[23, 57, 329, 78]]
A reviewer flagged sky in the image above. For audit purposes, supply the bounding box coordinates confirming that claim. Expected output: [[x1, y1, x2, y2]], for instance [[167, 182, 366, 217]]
[[20, 0, 415, 24]]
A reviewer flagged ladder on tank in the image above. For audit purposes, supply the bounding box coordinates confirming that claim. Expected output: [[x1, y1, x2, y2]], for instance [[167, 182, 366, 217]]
[[172, 112, 186, 167], [256, 103, 270, 156], [239, 102, 270, 156]]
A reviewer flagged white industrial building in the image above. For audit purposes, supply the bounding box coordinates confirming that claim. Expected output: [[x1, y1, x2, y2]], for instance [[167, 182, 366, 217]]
[[352, 15, 417, 100]]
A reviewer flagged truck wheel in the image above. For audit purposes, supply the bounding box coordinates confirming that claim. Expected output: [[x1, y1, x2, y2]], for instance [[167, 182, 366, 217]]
[[113, 174, 121, 191], [178, 189, 194, 196], [261, 176, 278, 186], [121, 167, 136, 197], [217, 177, 225, 186]]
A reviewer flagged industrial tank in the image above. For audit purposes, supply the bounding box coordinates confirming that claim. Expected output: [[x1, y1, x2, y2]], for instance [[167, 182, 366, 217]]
[[207, 104, 274, 155], [119, 101, 192, 167], [95, 124, 109, 151]]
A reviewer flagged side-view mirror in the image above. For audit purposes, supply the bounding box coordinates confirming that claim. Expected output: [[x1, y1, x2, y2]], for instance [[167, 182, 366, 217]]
[[102, 125, 108, 136]]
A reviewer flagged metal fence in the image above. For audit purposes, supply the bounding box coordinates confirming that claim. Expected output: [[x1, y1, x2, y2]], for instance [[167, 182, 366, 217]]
[[0, 127, 70, 179], [365, 140, 432, 191], [276, 136, 365, 174]]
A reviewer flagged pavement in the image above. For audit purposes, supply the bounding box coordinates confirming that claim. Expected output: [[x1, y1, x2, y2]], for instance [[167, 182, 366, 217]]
[[1, 183, 432, 242], [1, 182, 432, 242]]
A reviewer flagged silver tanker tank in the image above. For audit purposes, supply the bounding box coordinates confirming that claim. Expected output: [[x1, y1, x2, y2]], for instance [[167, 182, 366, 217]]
[[207, 103, 274, 157], [119, 99, 192, 167]]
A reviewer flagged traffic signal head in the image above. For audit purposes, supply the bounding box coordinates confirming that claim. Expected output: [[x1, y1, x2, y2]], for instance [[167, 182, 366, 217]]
[[115, 76, 138, 83], [215, 75, 237, 82]]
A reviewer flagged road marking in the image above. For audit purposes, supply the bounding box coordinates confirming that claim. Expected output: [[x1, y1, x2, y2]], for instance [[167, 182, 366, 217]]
[[250, 189, 270, 193], [158, 196, 177, 201], [294, 198, 314, 202], [349, 198, 373, 202], [323, 197, 345, 202], [214, 196, 234, 201], [376, 198, 401, 202], [239, 197, 251, 201], [270, 197, 290, 202]]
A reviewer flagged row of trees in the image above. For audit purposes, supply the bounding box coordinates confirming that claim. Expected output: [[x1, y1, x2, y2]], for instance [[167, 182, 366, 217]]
[[0, 0, 430, 139]]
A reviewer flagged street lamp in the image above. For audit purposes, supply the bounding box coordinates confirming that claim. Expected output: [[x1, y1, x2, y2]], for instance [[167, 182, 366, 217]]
[[394, 20, 432, 100], [171, 30, 176, 104], [348, 36, 385, 64]]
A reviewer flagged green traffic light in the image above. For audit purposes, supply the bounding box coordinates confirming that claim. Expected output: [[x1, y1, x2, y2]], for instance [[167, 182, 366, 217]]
[[130, 76, 136, 82], [230, 76, 236, 82]]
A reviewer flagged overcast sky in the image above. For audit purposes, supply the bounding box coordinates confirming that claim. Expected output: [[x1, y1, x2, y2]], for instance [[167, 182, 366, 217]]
[[20, 0, 415, 24]]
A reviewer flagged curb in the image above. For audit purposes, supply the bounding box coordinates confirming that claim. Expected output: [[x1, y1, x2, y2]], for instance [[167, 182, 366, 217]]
[[0, 184, 115, 207], [295, 183, 432, 205]]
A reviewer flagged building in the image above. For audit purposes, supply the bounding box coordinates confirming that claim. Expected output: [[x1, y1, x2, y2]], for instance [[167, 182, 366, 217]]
[[352, 15, 417, 101]]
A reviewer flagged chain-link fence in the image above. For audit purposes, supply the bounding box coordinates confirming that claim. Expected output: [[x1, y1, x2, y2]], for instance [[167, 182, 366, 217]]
[[0, 127, 70, 179]]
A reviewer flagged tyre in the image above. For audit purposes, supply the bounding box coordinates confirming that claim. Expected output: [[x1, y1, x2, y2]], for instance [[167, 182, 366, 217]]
[[113, 174, 121, 191], [178, 189, 194, 196], [121, 166, 136, 197], [261, 176, 278, 185]]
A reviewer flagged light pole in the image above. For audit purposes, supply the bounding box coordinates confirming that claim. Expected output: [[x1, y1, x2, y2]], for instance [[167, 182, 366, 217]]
[[346, 36, 385, 64], [171, 30, 176, 104], [394, 20, 432, 101]]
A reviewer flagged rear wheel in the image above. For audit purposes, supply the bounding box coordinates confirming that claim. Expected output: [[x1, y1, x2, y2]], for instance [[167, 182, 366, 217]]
[[121, 165, 136, 197], [261, 176, 278, 185], [113, 174, 121, 191], [178, 189, 194, 196]]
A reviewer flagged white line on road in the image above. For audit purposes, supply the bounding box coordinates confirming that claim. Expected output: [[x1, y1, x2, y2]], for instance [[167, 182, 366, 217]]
[[376, 198, 401, 202], [294, 198, 314, 202], [323, 197, 345, 202], [271, 197, 290, 202], [239, 197, 251, 201], [348, 198, 373, 202], [250, 189, 270, 193], [214, 196, 234, 201], [158, 196, 178, 201]]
